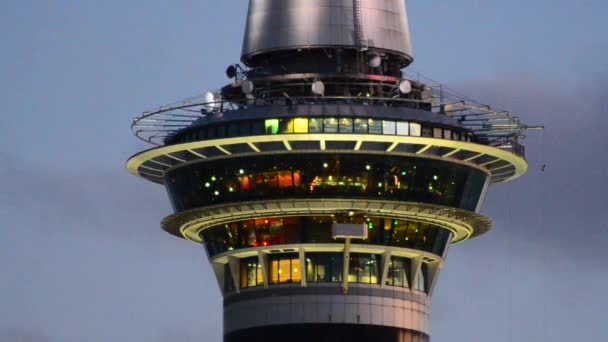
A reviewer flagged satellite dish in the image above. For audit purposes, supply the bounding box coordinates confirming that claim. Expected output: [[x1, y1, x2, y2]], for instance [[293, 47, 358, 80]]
[[226, 65, 237, 79], [399, 80, 412, 94], [241, 80, 254, 95], [203, 92, 219, 112], [312, 80, 325, 95], [369, 55, 382, 68]]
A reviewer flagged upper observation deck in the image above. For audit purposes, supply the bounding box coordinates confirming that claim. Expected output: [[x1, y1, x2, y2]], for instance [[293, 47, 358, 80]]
[[127, 72, 536, 186]]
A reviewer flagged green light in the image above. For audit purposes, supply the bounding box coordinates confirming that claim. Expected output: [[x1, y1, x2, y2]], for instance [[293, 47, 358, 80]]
[[433, 175, 438, 180], [214, 191, 220, 196], [394, 220, 399, 225], [239, 169, 245, 175], [265, 119, 279, 134], [366, 93, 371, 97], [378, 182, 382, 187], [401, 171, 407, 176], [228, 247, 234, 251], [229, 187, 234, 192], [323, 162, 328, 168], [368, 223, 374, 230], [428, 185, 433, 191], [211, 176, 217, 181], [204, 182, 211, 188], [366, 165, 371, 170]]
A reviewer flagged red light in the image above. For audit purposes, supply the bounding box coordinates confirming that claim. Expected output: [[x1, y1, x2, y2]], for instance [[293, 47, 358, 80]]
[[262, 241, 268, 246]]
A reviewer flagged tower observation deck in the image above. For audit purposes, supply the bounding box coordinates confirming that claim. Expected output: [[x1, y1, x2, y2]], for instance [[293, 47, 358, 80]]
[[127, 1, 541, 341]]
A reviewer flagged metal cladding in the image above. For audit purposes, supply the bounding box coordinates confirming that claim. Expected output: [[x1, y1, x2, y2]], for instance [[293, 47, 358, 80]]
[[241, 0, 413, 65]]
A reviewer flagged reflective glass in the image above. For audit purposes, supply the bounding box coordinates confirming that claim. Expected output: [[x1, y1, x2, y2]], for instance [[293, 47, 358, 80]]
[[309, 118, 322, 133], [383, 121, 396, 135], [323, 118, 338, 133], [240, 256, 264, 288], [339, 118, 353, 133], [294, 118, 309, 133], [397, 122, 409, 136], [354, 119, 368, 133], [348, 253, 380, 284], [166, 154, 487, 212], [368, 119, 382, 134], [410, 122, 421, 136], [200, 216, 453, 257], [265, 119, 280, 134]]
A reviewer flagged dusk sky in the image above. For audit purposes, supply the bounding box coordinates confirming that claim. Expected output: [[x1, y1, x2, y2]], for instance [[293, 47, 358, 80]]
[[1, 1, 607, 341]]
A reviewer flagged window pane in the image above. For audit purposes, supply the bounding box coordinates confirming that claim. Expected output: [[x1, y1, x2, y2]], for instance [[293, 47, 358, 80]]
[[368, 119, 382, 134], [280, 119, 294, 133], [397, 122, 409, 136], [294, 118, 309, 133], [421, 126, 433, 137], [251, 121, 264, 135], [339, 118, 353, 133], [354, 118, 368, 134], [309, 118, 322, 133], [306, 252, 343, 283], [324, 118, 338, 133], [444, 129, 451, 139], [433, 128, 442, 138], [410, 123, 421, 136], [383, 121, 396, 135], [265, 119, 279, 134]]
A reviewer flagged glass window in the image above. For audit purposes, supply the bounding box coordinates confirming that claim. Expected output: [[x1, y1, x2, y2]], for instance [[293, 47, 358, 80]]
[[309, 118, 322, 133], [410, 123, 421, 136], [415, 263, 428, 292], [265, 119, 279, 134], [339, 118, 353, 133], [433, 127, 442, 138], [453, 131, 461, 141], [354, 118, 368, 134], [443, 129, 452, 140], [280, 119, 294, 134], [270, 253, 301, 284], [348, 253, 380, 284], [368, 119, 382, 134], [324, 118, 338, 133], [397, 122, 409, 136], [240, 256, 264, 288], [383, 121, 396, 135], [216, 125, 226, 138], [421, 126, 433, 137], [294, 118, 308, 133], [306, 252, 343, 283], [168, 153, 488, 215], [387, 256, 410, 288]]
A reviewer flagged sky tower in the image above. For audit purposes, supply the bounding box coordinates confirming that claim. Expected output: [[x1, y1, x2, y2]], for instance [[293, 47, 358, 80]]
[[127, 1, 539, 341]]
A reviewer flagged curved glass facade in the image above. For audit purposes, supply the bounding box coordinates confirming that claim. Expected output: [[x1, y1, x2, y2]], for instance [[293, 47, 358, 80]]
[[167, 116, 472, 145], [165, 153, 487, 212], [200, 216, 452, 257]]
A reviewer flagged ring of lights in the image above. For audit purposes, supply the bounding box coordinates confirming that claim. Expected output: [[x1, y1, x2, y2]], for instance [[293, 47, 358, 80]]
[[126, 134, 527, 185]]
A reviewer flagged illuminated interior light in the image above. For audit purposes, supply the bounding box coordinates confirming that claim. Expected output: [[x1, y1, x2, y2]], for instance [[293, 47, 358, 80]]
[[323, 162, 328, 168], [211, 176, 217, 181], [204, 182, 211, 188], [229, 187, 234, 192], [433, 175, 438, 180], [214, 191, 220, 196], [366, 165, 371, 170]]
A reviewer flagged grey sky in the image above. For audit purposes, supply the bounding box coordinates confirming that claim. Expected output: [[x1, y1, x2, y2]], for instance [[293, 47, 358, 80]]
[[1, 1, 606, 341]]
